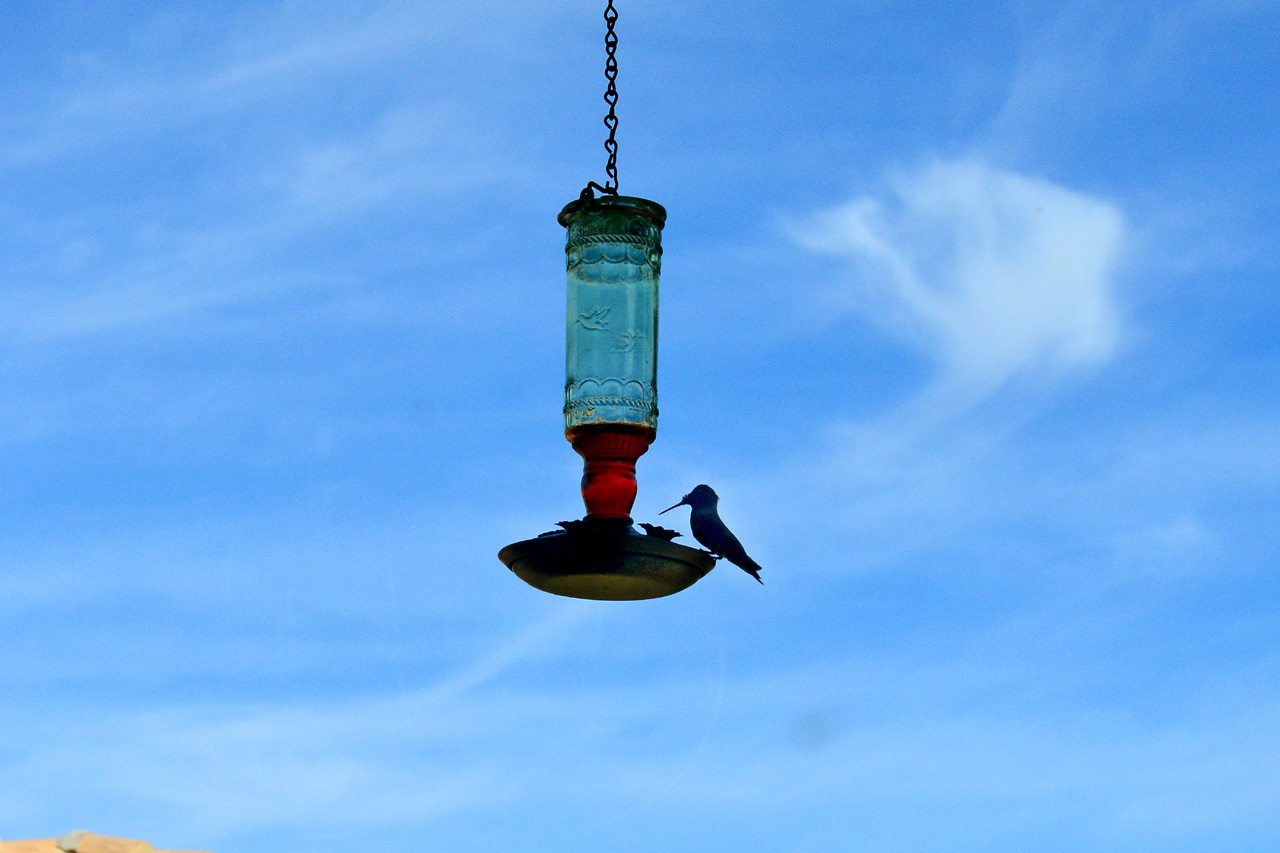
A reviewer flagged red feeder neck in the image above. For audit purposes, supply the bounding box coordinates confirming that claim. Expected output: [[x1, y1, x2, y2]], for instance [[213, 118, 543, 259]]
[[569, 426, 655, 520]]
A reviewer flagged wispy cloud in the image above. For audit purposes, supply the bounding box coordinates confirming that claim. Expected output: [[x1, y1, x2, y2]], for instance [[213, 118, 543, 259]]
[[0, 0, 576, 169], [796, 159, 1126, 414], [0, 599, 595, 834], [6, 642, 1280, 846], [281, 104, 501, 215]]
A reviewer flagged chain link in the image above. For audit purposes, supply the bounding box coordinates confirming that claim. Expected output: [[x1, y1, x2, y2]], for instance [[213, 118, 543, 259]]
[[582, 0, 621, 200]]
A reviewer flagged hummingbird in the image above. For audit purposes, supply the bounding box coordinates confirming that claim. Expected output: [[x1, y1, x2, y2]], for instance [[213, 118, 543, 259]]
[[661, 484, 763, 584]]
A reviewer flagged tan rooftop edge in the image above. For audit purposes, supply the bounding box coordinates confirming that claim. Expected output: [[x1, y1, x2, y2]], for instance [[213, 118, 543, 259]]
[[0, 831, 213, 853]]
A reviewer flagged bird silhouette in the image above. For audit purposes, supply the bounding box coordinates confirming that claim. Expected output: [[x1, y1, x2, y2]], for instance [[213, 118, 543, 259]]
[[576, 306, 611, 329], [661, 484, 763, 584]]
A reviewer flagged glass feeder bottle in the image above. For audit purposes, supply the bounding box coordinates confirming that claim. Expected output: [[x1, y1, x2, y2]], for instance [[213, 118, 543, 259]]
[[558, 195, 667, 520]]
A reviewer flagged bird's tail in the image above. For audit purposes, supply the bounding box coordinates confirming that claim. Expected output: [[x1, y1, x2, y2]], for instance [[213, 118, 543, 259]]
[[743, 558, 764, 584]]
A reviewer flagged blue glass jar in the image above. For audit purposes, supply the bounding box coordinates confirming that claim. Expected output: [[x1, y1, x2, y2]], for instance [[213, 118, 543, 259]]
[[558, 196, 666, 440]]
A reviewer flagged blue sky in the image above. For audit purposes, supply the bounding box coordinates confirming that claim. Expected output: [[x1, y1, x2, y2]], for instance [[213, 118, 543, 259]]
[[1, 0, 1278, 850]]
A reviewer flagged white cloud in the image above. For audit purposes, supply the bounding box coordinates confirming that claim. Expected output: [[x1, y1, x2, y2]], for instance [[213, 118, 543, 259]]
[[7, 645, 1280, 846], [798, 160, 1127, 408], [0, 0, 577, 169]]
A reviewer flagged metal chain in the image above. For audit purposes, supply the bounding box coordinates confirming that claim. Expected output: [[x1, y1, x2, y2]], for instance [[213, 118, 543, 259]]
[[582, 0, 621, 200], [602, 0, 620, 193]]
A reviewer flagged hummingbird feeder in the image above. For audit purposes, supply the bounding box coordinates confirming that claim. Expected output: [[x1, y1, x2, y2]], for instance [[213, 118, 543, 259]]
[[498, 1, 715, 600]]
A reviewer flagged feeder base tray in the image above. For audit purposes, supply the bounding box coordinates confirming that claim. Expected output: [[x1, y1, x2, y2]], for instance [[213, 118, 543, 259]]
[[499, 520, 716, 601]]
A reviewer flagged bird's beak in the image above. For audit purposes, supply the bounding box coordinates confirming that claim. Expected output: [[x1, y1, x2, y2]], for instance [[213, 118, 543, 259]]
[[659, 499, 686, 515]]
